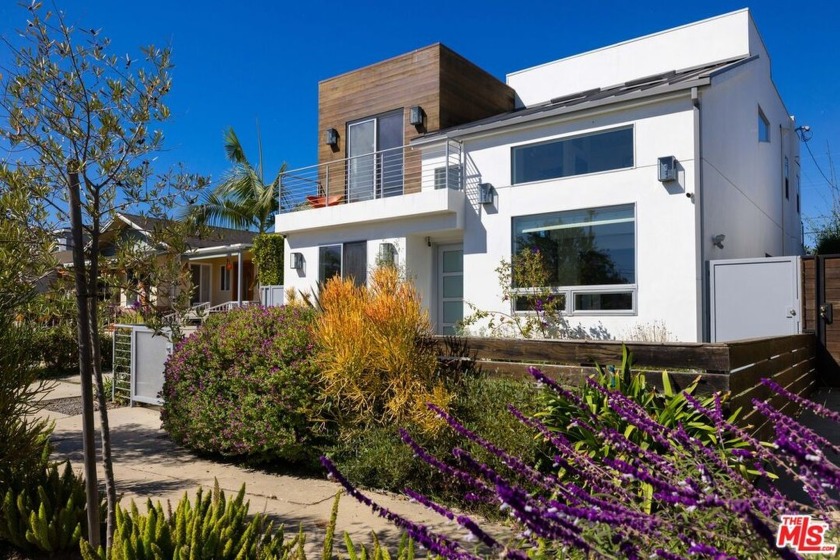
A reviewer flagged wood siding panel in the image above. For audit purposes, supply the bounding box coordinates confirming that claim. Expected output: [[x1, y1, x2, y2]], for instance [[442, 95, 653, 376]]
[[802, 257, 815, 331], [316, 44, 514, 199], [434, 337, 731, 372], [439, 47, 515, 130], [318, 44, 442, 180]]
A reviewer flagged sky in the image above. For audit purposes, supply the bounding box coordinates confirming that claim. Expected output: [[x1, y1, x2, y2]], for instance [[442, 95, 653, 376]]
[[1, 0, 838, 245]]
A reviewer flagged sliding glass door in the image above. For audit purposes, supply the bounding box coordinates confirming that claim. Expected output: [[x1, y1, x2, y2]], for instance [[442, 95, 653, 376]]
[[347, 110, 403, 201]]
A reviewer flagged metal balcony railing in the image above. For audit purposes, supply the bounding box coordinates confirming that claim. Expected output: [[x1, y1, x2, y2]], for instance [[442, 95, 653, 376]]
[[278, 140, 463, 213]]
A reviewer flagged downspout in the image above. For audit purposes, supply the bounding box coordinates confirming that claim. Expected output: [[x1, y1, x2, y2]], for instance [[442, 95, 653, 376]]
[[691, 86, 708, 342], [779, 124, 786, 255]]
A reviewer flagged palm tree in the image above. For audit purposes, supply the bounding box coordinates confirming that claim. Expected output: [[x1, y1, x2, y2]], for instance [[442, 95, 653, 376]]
[[191, 127, 285, 234]]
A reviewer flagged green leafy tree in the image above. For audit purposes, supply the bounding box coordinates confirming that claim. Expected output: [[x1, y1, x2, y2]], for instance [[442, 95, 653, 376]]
[[0, 4, 205, 550], [191, 127, 286, 234]]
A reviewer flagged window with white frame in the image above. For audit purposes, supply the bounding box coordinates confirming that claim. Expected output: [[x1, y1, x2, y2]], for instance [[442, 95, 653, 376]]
[[511, 127, 633, 185], [512, 204, 636, 313]]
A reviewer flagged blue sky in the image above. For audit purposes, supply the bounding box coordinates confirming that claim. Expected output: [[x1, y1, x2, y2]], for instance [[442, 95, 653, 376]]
[[1, 1, 838, 245]]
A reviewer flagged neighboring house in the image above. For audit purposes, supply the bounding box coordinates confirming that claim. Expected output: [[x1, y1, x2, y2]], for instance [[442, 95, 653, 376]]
[[51, 212, 258, 312], [275, 9, 803, 342]]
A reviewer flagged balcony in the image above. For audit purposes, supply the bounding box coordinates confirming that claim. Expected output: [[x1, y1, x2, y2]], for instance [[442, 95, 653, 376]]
[[276, 140, 466, 235]]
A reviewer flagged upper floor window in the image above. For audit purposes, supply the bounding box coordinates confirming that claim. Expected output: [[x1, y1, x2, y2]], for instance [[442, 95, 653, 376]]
[[758, 108, 770, 142], [511, 127, 633, 185]]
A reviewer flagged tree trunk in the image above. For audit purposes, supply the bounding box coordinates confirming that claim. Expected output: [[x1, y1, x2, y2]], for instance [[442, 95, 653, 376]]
[[67, 167, 101, 550], [87, 208, 118, 550]]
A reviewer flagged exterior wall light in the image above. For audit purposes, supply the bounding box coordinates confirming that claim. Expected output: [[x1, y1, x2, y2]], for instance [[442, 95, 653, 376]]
[[478, 183, 495, 204], [409, 106, 425, 127], [324, 128, 339, 147], [290, 252, 304, 270], [658, 156, 677, 182], [378, 243, 397, 266]]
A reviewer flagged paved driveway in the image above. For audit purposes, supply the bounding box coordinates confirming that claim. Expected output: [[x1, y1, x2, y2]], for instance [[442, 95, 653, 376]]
[[35, 378, 493, 555]]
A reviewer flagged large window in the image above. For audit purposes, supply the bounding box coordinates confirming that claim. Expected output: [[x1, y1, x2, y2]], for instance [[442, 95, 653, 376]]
[[512, 204, 636, 313], [319, 241, 367, 286], [512, 127, 633, 185]]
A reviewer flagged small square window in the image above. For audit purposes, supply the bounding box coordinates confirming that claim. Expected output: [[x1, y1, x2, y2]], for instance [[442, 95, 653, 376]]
[[758, 108, 770, 142]]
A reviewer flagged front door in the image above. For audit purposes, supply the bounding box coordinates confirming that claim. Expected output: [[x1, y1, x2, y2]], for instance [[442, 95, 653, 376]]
[[438, 245, 464, 335]]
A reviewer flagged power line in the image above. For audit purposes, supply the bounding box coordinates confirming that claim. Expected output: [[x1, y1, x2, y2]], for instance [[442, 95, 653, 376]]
[[802, 137, 837, 189]]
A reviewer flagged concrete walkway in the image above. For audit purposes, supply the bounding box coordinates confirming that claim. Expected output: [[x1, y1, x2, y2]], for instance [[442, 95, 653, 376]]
[[35, 377, 485, 555]]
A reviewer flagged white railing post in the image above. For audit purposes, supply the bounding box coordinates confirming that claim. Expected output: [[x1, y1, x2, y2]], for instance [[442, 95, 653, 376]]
[[325, 164, 330, 205], [445, 141, 450, 190]]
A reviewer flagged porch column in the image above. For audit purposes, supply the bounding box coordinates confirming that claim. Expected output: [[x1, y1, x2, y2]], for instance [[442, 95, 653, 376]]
[[237, 249, 243, 305]]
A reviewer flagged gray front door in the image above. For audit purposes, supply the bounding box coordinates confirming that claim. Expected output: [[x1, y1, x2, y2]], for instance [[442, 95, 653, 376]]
[[438, 245, 463, 335]]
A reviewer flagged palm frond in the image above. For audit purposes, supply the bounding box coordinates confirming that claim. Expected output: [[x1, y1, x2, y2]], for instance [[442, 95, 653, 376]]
[[223, 127, 247, 165], [191, 191, 256, 231]]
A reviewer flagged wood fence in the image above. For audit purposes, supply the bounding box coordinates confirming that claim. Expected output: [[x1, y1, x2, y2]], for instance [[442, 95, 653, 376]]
[[437, 334, 818, 435]]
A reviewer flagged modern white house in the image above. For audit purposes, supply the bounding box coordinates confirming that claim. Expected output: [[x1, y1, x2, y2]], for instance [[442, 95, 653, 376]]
[[276, 9, 802, 342]]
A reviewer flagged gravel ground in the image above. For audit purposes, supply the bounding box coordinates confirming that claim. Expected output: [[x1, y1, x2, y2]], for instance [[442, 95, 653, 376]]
[[42, 396, 121, 416]]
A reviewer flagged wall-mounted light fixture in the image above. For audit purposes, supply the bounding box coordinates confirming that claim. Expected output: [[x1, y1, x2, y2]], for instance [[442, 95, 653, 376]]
[[409, 106, 425, 127], [290, 252, 304, 270], [425, 236, 431, 247], [378, 243, 397, 266], [712, 234, 726, 249], [478, 183, 494, 205], [324, 128, 339, 147], [658, 156, 677, 182]]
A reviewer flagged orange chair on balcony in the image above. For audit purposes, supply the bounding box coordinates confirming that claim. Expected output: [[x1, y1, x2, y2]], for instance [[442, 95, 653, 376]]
[[305, 194, 344, 208]]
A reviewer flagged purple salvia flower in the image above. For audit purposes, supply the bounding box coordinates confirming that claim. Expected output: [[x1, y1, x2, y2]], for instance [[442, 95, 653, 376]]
[[761, 378, 840, 423], [399, 430, 491, 498], [320, 457, 478, 560]]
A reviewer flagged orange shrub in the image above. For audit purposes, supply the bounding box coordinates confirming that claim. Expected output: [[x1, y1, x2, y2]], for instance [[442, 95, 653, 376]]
[[314, 266, 452, 434]]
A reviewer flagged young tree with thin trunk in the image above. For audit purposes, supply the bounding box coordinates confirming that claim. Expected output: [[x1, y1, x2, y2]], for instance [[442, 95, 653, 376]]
[[0, 4, 205, 551]]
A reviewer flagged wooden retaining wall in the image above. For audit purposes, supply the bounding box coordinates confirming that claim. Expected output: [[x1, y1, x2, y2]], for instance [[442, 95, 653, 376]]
[[437, 334, 818, 434]]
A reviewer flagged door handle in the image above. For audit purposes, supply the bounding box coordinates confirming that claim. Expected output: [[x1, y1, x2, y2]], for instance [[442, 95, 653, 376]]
[[820, 303, 833, 324]]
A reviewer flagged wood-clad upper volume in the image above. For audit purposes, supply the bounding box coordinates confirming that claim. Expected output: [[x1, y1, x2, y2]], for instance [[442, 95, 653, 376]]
[[317, 43, 515, 168]]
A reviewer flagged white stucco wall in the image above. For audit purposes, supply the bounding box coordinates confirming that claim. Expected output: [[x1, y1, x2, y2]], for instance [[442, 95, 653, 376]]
[[457, 96, 701, 341], [507, 9, 754, 107], [282, 213, 461, 310], [698, 57, 802, 263]]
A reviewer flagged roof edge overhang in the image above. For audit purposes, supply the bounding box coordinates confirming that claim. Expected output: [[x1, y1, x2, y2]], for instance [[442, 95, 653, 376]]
[[412, 77, 712, 146]]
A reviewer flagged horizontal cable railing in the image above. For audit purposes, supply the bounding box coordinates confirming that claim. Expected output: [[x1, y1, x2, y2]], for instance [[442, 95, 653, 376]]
[[279, 140, 463, 213]]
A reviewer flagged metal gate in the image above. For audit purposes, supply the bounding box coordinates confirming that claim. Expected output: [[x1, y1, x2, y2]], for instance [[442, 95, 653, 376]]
[[709, 256, 801, 342], [111, 324, 173, 405]]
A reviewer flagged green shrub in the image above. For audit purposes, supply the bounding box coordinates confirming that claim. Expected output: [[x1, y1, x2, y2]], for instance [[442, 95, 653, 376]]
[[81, 484, 416, 560], [253, 233, 285, 285], [330, 374, 545, 509], [36, 323, 79, 374], [1, 461, 93, 555], [535, 346, 754, 511], [161, 306, 326, 466], [81, 481, 289, 560], [0, 308, 52, 492]]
